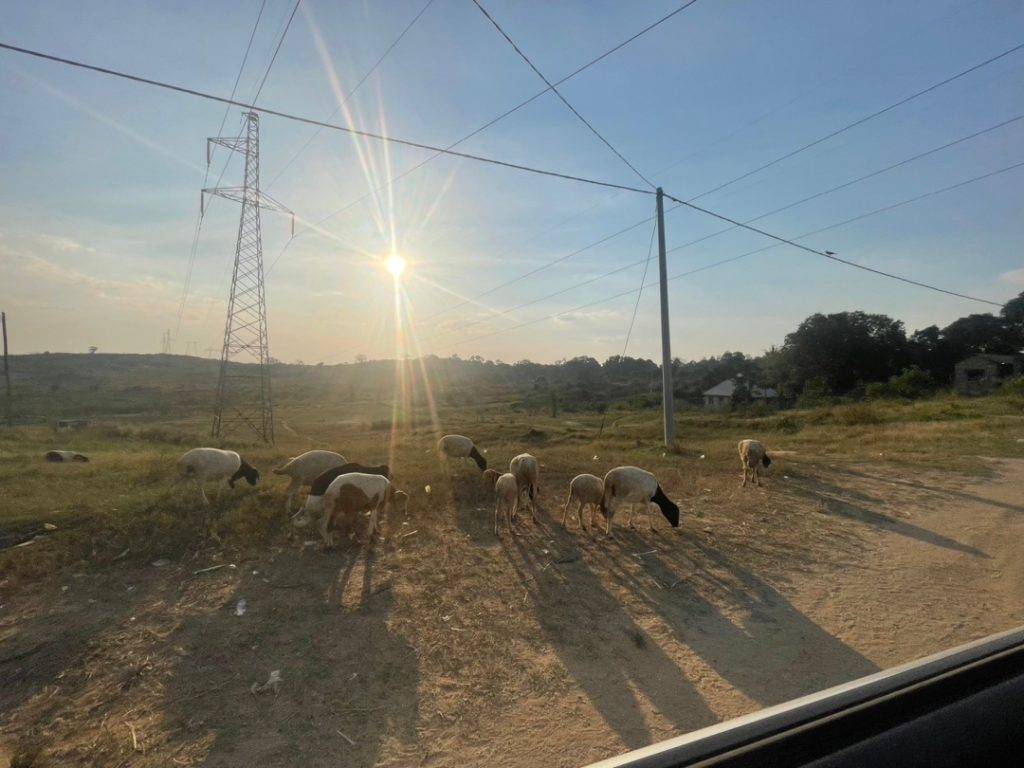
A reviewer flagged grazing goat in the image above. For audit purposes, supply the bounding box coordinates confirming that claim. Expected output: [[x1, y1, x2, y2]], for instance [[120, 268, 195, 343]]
[[738, 439, 772, 487], [599, 466, 680, 536], [493, 472, 518, 536], [482, 468, 502, 487], [561, 473, 603, 530], [438, 434, 487, 472], [44, 450, 89, 463], [509, 453, 540, 523], [292, 462, 391, 527], [317, 472, 408, 547], [272, 450, 347, 513], [173, 448, 260, 506]]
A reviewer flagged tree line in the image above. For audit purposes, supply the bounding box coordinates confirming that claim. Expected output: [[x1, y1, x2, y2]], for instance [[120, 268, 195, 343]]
[[397, 290, 1024, 410]]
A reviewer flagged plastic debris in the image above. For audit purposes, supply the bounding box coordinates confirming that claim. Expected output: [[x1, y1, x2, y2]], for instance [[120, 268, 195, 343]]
[[424, 485, 432, 495], [193, 563, 236, 575], [151, 559, 170, 567], [699, 454, 706, 460], [235, 599, 247, 616], [592, 455, 599, 461], [44, 523, 58, 531], [251, 669, 282, 695]]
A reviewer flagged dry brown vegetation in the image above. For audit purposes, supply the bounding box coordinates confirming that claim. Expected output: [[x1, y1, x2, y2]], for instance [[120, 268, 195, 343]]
[[2, 393, 1024, 766]]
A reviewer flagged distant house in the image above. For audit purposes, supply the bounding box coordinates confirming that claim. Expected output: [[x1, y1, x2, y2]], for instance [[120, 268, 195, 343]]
[[954, 354, 1024, 395], [702, 379, 778, 409]]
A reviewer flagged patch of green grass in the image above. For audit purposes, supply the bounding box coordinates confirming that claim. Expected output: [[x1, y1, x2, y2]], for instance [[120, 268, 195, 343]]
[[3, 389, 1022, 584]]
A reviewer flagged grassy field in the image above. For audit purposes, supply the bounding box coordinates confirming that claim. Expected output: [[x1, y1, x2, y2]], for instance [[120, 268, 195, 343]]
[[2, 386, 1023, 766], [2, 387, 1022, 582]]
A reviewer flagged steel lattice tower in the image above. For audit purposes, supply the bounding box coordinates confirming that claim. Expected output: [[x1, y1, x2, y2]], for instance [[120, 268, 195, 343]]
[[202, 112, 292, 444]]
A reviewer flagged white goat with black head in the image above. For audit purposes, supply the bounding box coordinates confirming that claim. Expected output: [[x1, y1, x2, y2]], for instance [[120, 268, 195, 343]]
[[437, 434, 487, 473], [173, 447, 260, 506], [599, 466, 679, 536], [738, 439, 772, 487]]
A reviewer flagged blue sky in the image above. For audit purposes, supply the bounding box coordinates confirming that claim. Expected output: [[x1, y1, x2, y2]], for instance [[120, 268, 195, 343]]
[[1, 0, 1022, 364]]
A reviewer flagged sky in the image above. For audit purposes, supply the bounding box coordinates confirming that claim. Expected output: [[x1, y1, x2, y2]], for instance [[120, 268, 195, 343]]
[[1, 0, 1022, 365]]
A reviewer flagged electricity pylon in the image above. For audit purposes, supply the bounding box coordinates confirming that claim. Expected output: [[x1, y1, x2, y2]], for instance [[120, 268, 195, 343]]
[[202, 111, 293, 444]]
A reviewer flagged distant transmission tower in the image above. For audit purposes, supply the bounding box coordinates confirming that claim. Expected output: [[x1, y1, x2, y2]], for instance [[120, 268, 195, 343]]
[[161, 329, 174, 354], [185, 341, 198, 356], [202, 112, 293, 444]]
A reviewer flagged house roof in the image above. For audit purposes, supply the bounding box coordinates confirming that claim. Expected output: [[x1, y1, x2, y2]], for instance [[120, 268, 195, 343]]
[[702, 378, 778, 398], [955, 353, 1023, 366]]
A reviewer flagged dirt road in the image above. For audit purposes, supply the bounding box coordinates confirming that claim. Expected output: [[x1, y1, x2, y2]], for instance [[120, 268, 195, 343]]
[[2, 459, 1022, 767]]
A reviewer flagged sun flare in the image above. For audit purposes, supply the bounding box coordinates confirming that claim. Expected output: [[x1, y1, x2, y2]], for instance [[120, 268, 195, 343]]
[[386, 255, 406, 277]]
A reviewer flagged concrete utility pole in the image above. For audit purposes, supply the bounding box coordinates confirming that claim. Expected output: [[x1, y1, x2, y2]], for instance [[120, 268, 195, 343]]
[[2, 312, 11, 427], [656, 188, 676, 446]]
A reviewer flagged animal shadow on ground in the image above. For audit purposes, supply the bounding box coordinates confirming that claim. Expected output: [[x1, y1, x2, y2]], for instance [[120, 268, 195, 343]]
[[789, 474, 989, 558], [596, 527, 881, 706], [829, 464, 1024, 515], [502, 524, 718, 750], [0, 569, 172, 753], [161, 540, 419, 767], [449, 474, 502, 545]]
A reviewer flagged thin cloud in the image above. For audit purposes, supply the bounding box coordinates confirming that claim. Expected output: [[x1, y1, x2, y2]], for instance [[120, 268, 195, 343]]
[[1000, 268, 1024, 287]]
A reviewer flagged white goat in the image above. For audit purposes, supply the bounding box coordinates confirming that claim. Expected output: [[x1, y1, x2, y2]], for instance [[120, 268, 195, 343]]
[[272, 450, 347, 513], [738, 439, 772, 487], [493, 472, 518, 536], [600, 466, 680, 536], [173, 447, 260, 506], [437, 434, 487, 473], [509, 453, 540, 523], [561, 473, 603, 530], [44, 450, 89, 463], [318, 472, 408, 547]]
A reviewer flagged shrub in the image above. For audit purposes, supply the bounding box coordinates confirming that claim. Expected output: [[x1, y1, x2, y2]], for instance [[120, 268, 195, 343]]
[[774, 415, 801, 434], [834, 402, 885, 425], [866, 366, 937, 400]]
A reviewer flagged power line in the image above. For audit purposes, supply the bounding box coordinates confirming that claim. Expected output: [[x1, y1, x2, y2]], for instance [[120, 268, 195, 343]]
[[441, 161, 1020, 348], [206, 0, 302, 202], [621, 219, 658, 357], [271, 0, 701, 237], [252, 0, 302, 104], [419, 211, 657, 323], [687, 40, 1024, 202], [175, 0, 269, 336], [265, 0, 436, 189], [664, 110, 1024, 254], [471, 0, 669, 189], [0, 41, 655, 195], [424, 109, 1024, 332]]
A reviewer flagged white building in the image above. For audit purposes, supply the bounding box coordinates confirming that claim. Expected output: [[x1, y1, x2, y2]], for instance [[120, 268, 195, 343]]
[[702, 378, 778, 409]]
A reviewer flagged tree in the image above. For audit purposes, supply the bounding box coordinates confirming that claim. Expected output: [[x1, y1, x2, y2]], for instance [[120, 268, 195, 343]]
[[354, 354, 367, 364], [88, 346, 98, 354], [998, 291, 1024, 351], [783, 311, 909, 395], [940, 314, 1016, 359]]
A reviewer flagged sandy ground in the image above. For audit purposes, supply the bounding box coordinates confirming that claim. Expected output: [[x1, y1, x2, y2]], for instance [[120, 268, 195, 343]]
[[2, 458, 1022, 767]]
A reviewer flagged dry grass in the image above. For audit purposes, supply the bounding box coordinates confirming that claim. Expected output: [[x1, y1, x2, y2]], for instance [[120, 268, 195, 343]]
[[2, 391, 1023, 766]]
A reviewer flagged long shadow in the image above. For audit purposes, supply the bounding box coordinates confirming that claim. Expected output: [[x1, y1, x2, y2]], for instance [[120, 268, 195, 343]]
[[0, 566, 174, 735], [586, 527, 881, 707], [161, 542, 419, 767], [449, 473, 497, 546], [502, 525, 718, 750], [790, 475, 990, 558], [826, 464, 1024, 514]]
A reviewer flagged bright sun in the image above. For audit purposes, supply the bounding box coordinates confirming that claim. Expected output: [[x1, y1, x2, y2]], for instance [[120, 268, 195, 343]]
[[385, 255, 406, 277]]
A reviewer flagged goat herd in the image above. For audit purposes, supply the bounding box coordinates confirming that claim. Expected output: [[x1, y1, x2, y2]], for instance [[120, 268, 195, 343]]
[[45, 435, 773, 547]]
